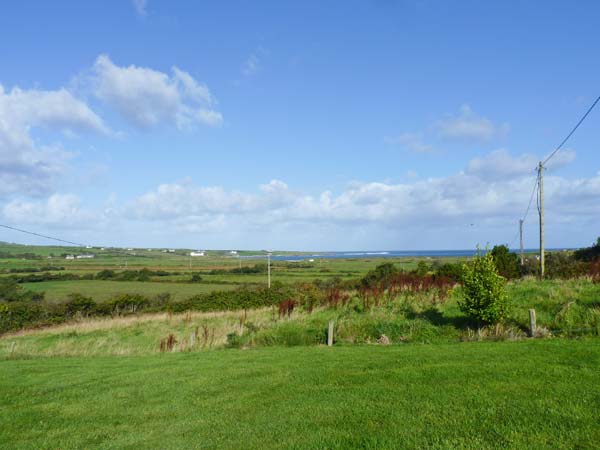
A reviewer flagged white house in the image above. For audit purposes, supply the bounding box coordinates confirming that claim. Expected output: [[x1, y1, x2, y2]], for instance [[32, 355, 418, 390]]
[[190, 251, 205, 257], [65, 255, 75, 260], [76, 254, 95, 259], [230, 250, 238, 255]]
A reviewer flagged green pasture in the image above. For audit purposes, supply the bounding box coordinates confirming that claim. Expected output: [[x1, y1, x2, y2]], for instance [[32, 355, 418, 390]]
[[1, 341, 598, 449], [22, 280, 237, 302]]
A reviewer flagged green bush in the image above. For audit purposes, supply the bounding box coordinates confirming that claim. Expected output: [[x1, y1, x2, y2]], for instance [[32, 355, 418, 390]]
[[459, 250, 510, 324], [545, 252, 589, 279], [360, 262, 399, 288], [190, 273, 203, 282], [0, 278, 44, 302], [433, 262, 463, 282], [64, 293, 97, 318], [574, 237, 600, 262], [491, 245, 520, 279], [412, 261, 430, 276]]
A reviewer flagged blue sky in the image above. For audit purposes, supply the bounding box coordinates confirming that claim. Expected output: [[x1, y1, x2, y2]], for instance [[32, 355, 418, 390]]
[[0, 0, 598, 250]]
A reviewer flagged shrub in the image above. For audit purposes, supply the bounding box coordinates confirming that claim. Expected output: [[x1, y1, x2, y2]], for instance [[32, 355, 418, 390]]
[[361, 262, 399, 288], [190, 273, 203, 282], [412, 261, 430, 276], [0, 278, 44, 302], [574, 237, 600, 262], [95, 269, 116, 280], [545, 252, 588, 279], [64, 293, 97, 318], [433, 262, 463, 283], [108, 294, 150, 315], [459, 250, 510, 324], [491, 245, 520, 279]]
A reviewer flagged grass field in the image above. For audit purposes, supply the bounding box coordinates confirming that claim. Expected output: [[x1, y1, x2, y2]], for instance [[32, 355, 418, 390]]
[[3, 278, 598, 358], [22, 280, 237, 302], [1, 340, 598, 449]]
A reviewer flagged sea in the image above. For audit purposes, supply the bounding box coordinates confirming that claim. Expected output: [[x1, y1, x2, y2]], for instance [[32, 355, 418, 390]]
[[241, 248, 569, 262]]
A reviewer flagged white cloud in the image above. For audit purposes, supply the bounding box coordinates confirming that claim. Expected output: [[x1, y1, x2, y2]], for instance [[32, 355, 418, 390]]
[[2, 193, 97, 227], [3, 150, 595, 249], [132, 0, 148, 16], [121, 150, 594, 235], [467, 149, 538, 180], [437, 105, 509, 141], [0, 84, 107, 196], [91, 54, 222, 129], [467, 149, 577, 180]]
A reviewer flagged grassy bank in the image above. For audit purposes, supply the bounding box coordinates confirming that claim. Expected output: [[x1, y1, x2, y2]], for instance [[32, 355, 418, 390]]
[[2, 278, 599, 358], [1, 340, 598, 450]]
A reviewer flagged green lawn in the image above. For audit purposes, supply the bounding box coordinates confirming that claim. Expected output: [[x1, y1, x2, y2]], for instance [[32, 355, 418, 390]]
[[1, 340, 598, 449], [23, 280, 237, 302]]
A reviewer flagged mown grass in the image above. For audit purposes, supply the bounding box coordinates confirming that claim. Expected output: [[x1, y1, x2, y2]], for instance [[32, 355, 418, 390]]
[[1, 340, 599, 450]]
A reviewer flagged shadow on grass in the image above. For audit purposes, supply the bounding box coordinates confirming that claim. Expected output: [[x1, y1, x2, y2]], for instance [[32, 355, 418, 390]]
[[407, 308, 529, 333], [406, 308, 475, 329]]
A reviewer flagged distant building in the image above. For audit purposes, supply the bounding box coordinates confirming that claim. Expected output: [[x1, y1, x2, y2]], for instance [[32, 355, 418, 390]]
[[190, 251, 205, 257], [65, 255, 75, 260], [85, 245, 92, 249], [230, 250, 238, 255], [127, 248, 133, 251], [76, 254, 95, 259], [168, 249, 176, 253]]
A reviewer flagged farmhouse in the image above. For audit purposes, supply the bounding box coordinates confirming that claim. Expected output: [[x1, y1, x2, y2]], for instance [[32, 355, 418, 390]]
[[76, 254, 95, 259], [190, 251, 205, 257], [65, 255, 75, 260]]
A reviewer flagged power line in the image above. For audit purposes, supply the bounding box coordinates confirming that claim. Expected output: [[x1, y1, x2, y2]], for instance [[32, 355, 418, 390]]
[[542, 95, 600, 165], [0, 223, 86, 247], [521, 175, 539, 223]]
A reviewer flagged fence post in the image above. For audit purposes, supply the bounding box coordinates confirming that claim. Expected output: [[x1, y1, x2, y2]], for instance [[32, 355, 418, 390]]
[[529, 309, 536, 337], [9, 341, 16, 356], [327, 320, 334, 347]]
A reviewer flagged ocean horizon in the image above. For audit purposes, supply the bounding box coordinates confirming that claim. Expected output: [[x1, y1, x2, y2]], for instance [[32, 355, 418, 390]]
[[242, 248, 571, 261]]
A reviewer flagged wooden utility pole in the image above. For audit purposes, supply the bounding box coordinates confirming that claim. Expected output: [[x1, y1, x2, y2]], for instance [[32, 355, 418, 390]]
[[538, 161, 545, 278], [519, 219, 524, 266], [267, 252, 271, 289]]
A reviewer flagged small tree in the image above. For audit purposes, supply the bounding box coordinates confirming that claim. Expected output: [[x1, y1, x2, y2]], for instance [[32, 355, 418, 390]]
[[459, 249, 510, 324], [490, 245, 520, 279]]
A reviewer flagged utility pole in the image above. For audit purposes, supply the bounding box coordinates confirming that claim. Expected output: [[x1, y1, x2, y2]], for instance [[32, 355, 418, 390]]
[[519, 219, 524, 266], [267, 252, 271, 288], [538, 161, 545, 278]]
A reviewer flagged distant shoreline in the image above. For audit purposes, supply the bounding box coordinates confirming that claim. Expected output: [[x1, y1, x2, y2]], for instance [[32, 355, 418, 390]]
[[242, 248, 573, 261]]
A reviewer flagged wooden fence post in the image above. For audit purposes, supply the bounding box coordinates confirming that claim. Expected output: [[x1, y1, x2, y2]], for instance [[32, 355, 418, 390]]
[[529, 309, 536, 337], [327, 320, 334, 347]]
